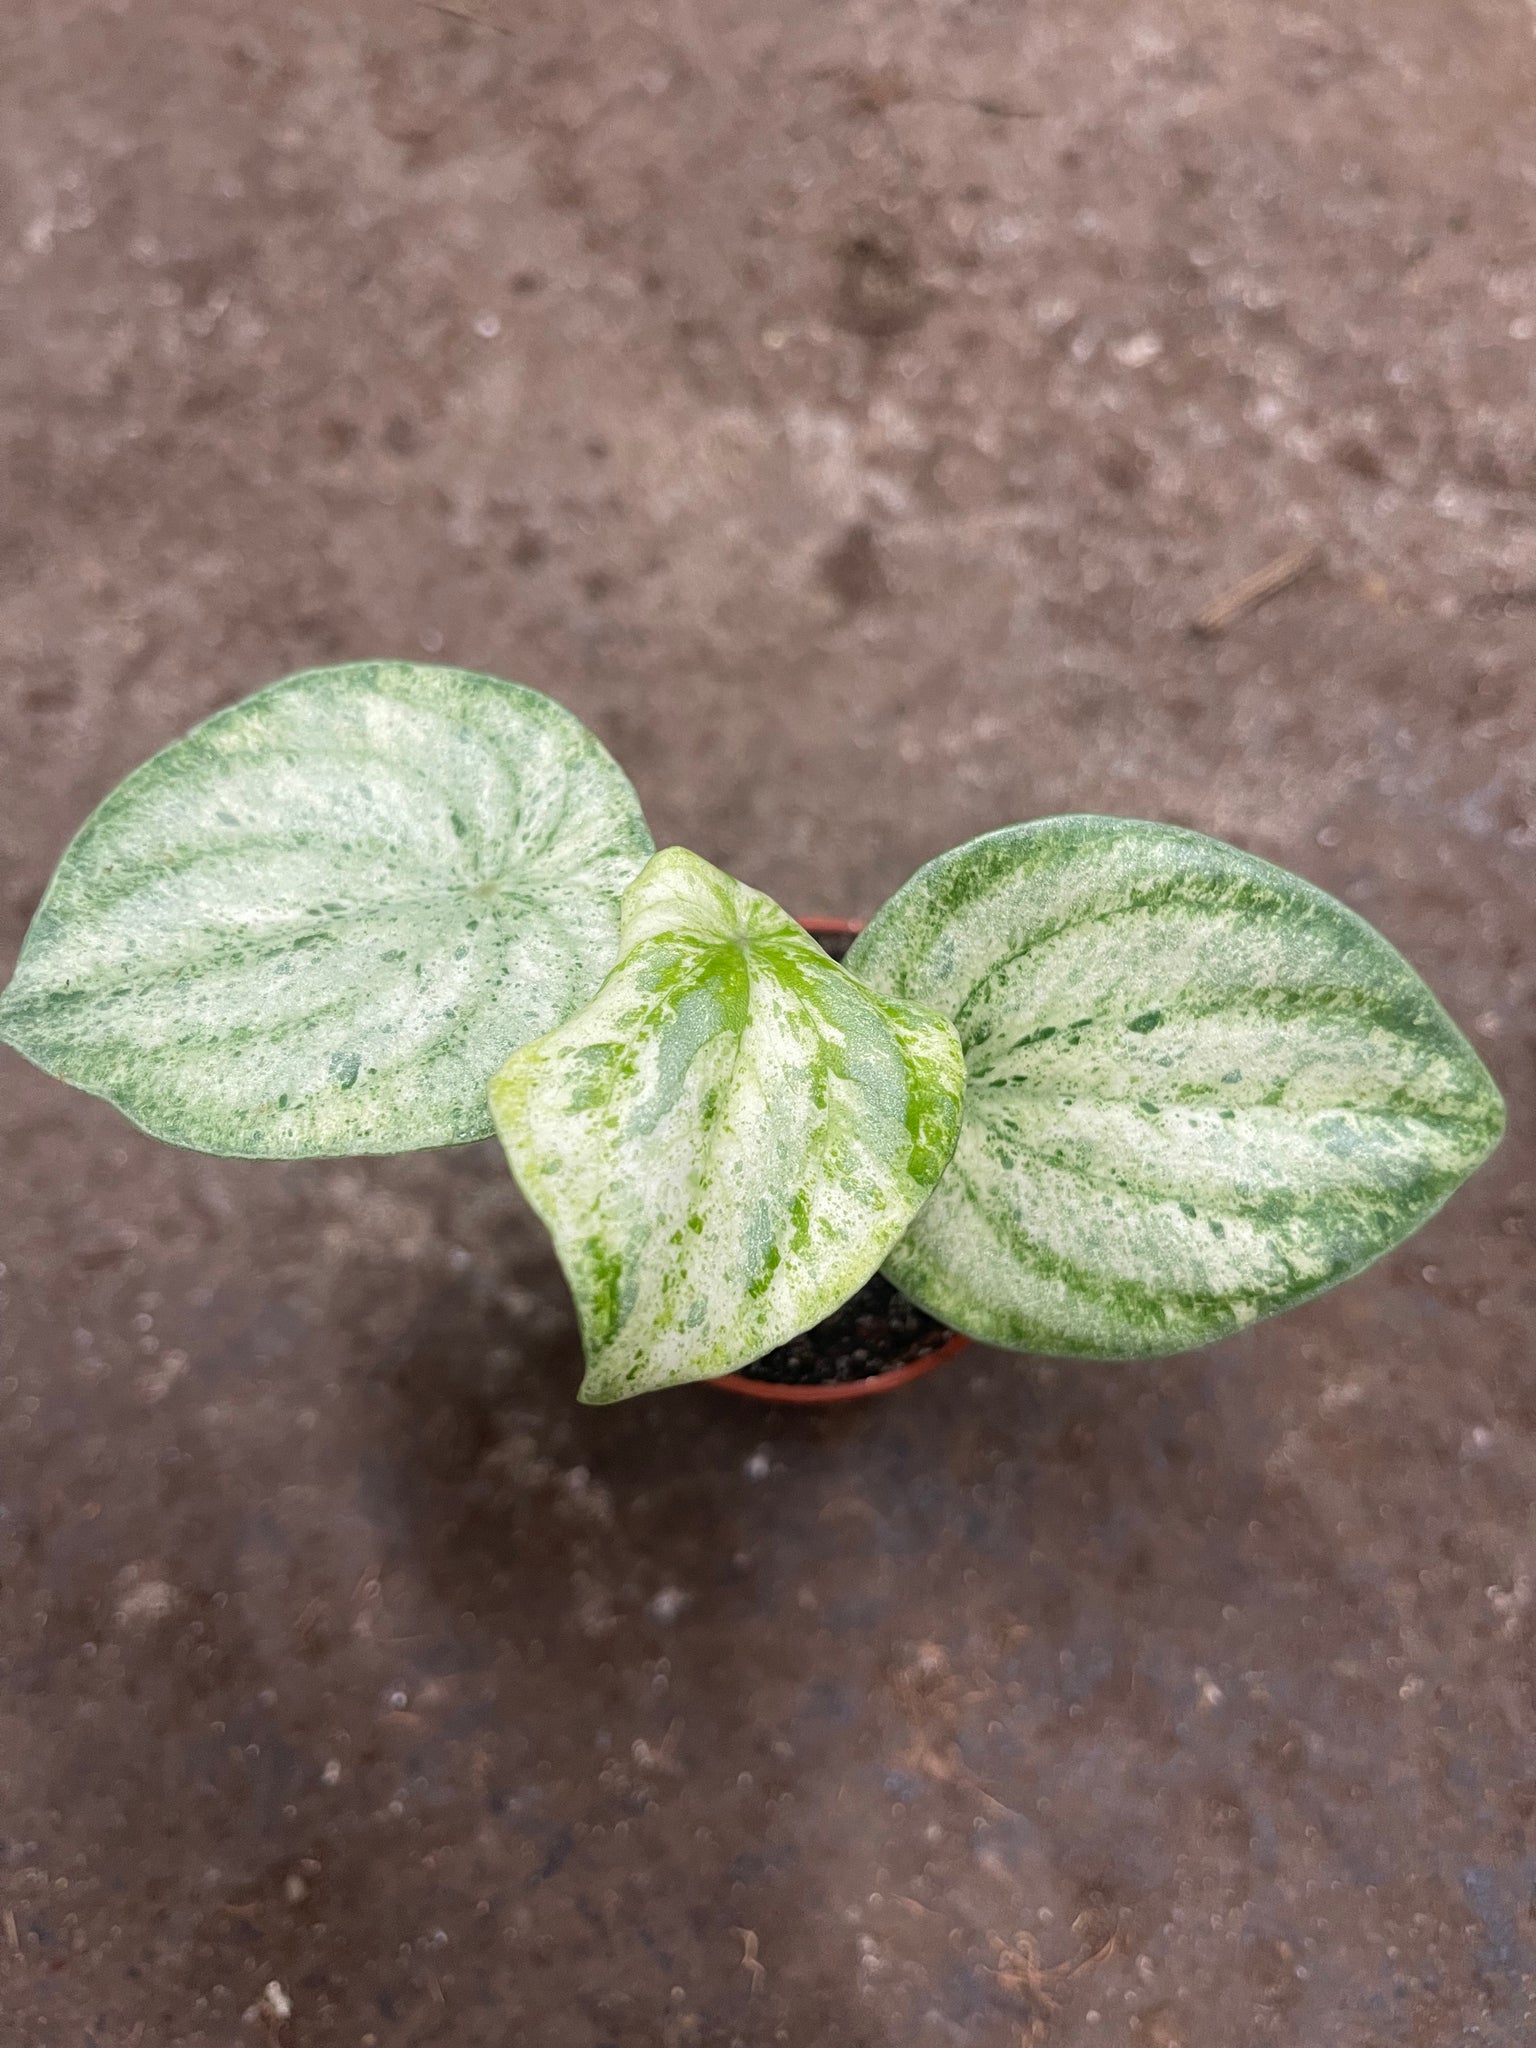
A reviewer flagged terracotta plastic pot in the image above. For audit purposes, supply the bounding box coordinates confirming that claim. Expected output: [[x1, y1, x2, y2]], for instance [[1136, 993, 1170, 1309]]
[[712, 1327, 970, 1405], [711, 915, 971, 1404]]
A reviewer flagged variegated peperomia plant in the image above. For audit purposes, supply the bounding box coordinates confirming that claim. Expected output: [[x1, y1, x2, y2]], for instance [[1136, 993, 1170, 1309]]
[[1, 664, 1504, 1402]]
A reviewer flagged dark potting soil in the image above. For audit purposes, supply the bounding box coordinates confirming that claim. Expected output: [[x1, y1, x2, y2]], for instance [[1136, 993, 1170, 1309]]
[[735, 1272, 955, 1386], [807, 924, 855, 961]]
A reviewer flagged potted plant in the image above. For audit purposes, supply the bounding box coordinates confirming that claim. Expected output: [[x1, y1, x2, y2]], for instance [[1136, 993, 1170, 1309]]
[[1, 663, 1504, 1407]]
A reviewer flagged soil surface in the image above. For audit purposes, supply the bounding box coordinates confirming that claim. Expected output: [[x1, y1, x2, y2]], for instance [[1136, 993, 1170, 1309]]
[[735, 1275, 954, 1388], [3, 4, 1535, 2045]]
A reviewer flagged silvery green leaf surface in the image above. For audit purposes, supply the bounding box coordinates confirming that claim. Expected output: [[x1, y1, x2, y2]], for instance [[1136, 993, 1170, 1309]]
[[0, 663, 653, 1157], [489, 848, 966, 1403], [847, 818, 1504, 1358]]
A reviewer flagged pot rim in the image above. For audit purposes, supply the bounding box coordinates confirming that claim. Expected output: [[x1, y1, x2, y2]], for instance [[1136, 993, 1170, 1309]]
[[710, 1328, 970, 1404]]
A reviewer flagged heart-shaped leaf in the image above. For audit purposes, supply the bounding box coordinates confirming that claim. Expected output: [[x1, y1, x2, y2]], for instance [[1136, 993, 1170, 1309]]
[[489, 848, 965, 1402], [0, 663, 653, 1156], [847, 818, 1504, 1357]]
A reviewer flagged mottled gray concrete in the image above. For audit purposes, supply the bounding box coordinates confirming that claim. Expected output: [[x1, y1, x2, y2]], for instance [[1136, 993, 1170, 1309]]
[[2, 2, 1533, 2042]]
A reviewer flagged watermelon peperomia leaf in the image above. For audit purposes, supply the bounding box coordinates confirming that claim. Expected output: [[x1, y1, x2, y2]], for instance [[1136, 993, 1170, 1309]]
[[488, 847, 966, 1402], [0, 663, 653, 1157], [847, 818, 1504, 1358]]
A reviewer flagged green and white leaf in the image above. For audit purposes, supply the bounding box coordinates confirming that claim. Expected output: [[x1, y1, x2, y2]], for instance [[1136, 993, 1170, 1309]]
[[489, 848, 965, 1403], [0, 663, 653, 1157], [847, 818, 1505, 1358]]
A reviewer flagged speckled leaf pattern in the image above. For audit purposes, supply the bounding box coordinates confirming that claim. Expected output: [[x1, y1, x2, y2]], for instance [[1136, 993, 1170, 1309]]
[[489, 848, 966, 1403], [847, 818, 1505, 1358], [0, 664, 654, 1157]]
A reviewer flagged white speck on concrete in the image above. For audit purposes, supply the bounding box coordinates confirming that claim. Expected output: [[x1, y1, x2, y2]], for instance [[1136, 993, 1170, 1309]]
[[1113, 331, 1163, 368]]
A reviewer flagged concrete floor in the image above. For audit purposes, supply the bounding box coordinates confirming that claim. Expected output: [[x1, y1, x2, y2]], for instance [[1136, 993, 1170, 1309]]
[[2, 2, 1534, 2042]]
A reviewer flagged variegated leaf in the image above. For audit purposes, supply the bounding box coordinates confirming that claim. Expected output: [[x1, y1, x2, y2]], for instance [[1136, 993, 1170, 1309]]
[[489, 848, 965, 1402], [0, 663, 653, 1156], [847, 818, 1504, 1357]]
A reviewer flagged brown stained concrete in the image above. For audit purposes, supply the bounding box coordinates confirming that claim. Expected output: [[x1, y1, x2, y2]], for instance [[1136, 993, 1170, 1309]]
[[2, 3, 1534, 2042]]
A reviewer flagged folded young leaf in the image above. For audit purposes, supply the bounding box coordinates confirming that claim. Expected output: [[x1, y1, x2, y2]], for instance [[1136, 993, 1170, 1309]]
[[0, 664, 653, 1156], [847, 819, 1505, 1358], [489, 848, 965, 1402]]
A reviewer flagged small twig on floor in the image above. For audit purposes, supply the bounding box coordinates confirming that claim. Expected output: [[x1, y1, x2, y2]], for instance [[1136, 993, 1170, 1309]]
[[1191, 540, 1323, 637], [986, 1917, 1123, 2033], [938, 93, 1042, 120], [732, 1927, 767, 1995], [1062, 1928, 1120, 1978], [632, 1717, 685, 1776], [2, 1909, 19, 1959], [417, 2, 511, 32], [988, 1931, 1058, 2016]]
